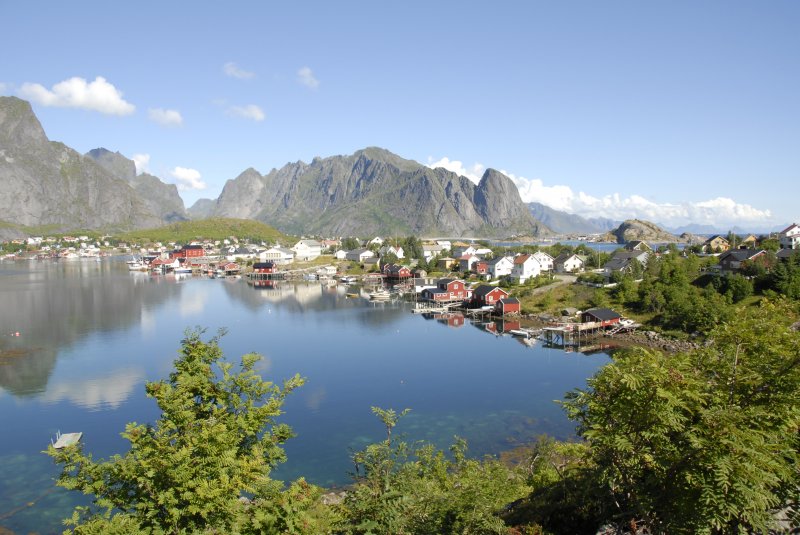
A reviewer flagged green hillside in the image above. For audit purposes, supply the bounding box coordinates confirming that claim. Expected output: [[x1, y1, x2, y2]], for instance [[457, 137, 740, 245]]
[[115, 218, 291, 244]]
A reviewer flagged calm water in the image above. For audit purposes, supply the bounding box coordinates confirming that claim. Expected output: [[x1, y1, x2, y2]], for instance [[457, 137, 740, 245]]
[[0, 259, 610, 533]]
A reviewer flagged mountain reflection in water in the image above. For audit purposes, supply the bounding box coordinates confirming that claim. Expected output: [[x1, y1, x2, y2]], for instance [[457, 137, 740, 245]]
[[0, 259, 610, 534]]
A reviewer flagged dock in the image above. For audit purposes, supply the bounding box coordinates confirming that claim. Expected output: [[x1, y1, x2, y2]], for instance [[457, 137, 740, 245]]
[[541, 321, 604, 347]]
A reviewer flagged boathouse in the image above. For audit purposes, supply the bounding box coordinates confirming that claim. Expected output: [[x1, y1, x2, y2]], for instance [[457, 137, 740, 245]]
[[421, 278, 470, 303], [469, 285, 509, 308], [170, 244, 205, 259], [495, 297, 521, 315], [383, 263, 412, 280], [581, 308, 622, 327], [253, 262, 276, 274]]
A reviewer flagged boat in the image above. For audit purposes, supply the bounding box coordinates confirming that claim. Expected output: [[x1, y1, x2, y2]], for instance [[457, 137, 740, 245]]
[[174, 266, 192, 274], [369, 290, 391, 300], [127, 256, 149, 271], [51, 431, 83, 449], [339, 275, 358, 284]]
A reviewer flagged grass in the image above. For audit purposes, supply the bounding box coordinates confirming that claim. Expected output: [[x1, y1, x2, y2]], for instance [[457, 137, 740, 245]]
[[114, 218, 291, 245]]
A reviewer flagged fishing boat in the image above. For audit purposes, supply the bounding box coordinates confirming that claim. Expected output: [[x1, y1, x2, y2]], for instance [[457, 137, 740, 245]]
[[369, 289, 391, 300]]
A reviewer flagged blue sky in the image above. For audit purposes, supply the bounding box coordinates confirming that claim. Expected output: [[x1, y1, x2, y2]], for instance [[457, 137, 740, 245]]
[[1, 1, 797, 230]]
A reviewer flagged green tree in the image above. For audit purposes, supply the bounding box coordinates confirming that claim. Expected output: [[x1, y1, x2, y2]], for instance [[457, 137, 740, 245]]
[[562, 300, 800, 533], [47, 329, 313, 534]]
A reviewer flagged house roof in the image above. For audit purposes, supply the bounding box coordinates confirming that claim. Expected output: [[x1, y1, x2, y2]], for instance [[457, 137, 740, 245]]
[[253, 262, 275, 268], [473, 285, 507, 298], [719, 249, 765, 262], [498, 297, 520, 305], [487, 256, 512, 266], [777, 249, 799, 259], [583, 308, 622, 321], [704, 235, 729, 244], [780, 223, 799, 234], [513, 254, 532, 265]]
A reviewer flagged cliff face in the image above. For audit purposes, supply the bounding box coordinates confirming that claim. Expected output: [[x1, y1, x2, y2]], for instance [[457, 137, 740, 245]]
[[605, 219, 680, 244], [0, 96, 163, 231], [213, 147, 550, 237], [85, 148, 187, 223]]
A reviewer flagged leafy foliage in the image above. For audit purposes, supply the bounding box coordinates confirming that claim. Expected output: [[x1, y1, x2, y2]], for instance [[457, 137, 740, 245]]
[[559, 300, 800, 533], [336, 408, 530, 534], [46, 329, 314, 534], [114, 217, 289, 245]]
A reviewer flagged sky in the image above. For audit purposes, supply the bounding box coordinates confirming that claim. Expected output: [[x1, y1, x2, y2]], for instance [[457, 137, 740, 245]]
[[1, 1, 797, 231]]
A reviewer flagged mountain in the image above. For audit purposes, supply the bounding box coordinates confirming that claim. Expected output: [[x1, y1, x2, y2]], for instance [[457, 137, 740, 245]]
[[603, 219, 680, 244], [187, 198, 216, 219], [0, 96, 165, 232], [527, 202, 618, 235], [86, 148, 187, 223], [211, 147, 550, 237]]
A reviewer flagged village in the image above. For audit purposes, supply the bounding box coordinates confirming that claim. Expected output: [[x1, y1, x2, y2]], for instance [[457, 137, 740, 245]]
[[3, 223, 798, 351]]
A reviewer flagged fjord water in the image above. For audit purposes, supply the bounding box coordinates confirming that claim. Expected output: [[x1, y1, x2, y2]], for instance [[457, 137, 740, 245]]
[[0, 259, 609, 533]]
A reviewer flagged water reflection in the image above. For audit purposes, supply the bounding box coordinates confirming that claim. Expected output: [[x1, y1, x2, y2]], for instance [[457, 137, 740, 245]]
[[0, 260, 179, 397], [41, 367, 144, 410]]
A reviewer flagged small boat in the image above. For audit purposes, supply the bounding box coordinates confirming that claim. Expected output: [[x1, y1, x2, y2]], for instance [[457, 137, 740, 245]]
[[52, 431, 83, 449], [339, 275, 358, 283], [174, 266, 192, 274], [369, 290, 391, 300]]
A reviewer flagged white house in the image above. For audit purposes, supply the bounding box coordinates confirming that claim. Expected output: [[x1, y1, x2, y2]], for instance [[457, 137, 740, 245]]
[[532, 251, 555, 271], [473, 247, 493, 258], [292, 239, 322, 261], [435, 240, 452, 251], [423, 244, 445, 261], [334, 249, 348, 260], [259, 247, 295, 265], [346, 248, 375, 263], [458, 254, 479, 272], [554, 253, 586, 273], [779, 223, 800, 250], [487, 256, 514, 279], [368, 237, 384, 247], [451, 245, 477, 258], [379, 245, 405, 259], [511, 254, 542, 283]]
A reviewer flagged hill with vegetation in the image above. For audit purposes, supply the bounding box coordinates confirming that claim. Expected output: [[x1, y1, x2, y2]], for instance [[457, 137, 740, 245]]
[[603, 218, 680, 244], [115, 218, 290, 244]]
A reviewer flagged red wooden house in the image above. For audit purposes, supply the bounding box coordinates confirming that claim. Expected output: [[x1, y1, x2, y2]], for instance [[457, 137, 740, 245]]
[[469, 285, 509, 308], [170, 244, 205, 260], [253, 262, 276, 274], [383, 263, 413, 280], [495, 297, 521, 315], [421, 278, 470, 302]]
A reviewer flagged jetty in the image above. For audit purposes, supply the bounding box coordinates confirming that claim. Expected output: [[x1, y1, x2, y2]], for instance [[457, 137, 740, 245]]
[[541, 321, 605, 347]]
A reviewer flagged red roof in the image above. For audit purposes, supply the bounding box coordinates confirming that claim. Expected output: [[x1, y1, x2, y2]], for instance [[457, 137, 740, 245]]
[[513, 254, 531, 265]]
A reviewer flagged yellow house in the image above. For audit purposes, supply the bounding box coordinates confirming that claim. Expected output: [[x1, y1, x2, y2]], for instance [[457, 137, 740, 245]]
[[703, 235, 730, 252]]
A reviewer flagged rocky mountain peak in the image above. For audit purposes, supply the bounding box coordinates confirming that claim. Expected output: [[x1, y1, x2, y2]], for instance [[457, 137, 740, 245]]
[[86, 148, 137, 181], [0, 96, 48, 149]]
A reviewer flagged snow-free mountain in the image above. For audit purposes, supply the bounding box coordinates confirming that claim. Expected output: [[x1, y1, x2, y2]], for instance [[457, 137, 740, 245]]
[[1, 96, 549, 238], [0, 96, 166, 235], [201, 147, 550, 237]]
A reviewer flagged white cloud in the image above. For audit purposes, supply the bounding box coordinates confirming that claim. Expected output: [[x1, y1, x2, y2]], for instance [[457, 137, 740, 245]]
[[0, 82, 9, 95], [508, 171, 773, 228], [428, 154, 773, 229], [18, 76, 135, 115], [427, 156, 485, 184], [297, 66, 320, 89], [148, 107, 183, 127], [43, 368, 143, 409], [132, 153, 150, 174], [227, 104, 265, 122], [170, 166, 207, 191], [223, 62, 255, 80]]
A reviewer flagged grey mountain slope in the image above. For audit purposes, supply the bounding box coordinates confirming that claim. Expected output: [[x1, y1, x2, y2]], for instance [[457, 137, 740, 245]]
[[213, 148, 550, 237], [85, 148, 187, 223], [187, 198, 217, 219], [0, 96, 162, 231]]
